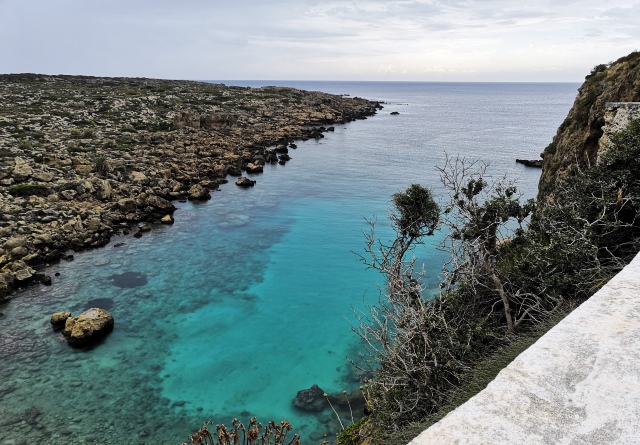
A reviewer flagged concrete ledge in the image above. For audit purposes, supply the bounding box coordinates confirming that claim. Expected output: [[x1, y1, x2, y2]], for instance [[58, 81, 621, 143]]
[[408, 253, 640, 445]]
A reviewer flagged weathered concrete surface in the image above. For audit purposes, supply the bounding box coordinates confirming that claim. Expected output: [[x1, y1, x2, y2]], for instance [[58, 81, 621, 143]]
[[408, 253, 640, 445]]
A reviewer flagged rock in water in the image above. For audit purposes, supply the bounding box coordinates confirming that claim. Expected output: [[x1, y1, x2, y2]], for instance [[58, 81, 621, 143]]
[[188, 184, 211, 201], [50, 311, 71, 330], [236, 177, 256, 187], [107, 271, 148, 288], [245, 163, 264, 173], [161, 214, 175, 224], [292, 384, 326, 412], [516, 159, 543, 168], [63, 308, 114, 347]]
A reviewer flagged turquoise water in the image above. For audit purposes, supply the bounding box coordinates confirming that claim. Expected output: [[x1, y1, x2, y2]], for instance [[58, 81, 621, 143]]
[[0, 82, 579, 444]]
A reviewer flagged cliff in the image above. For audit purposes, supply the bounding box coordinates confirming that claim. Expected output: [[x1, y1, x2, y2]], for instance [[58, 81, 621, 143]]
[[538, 51, 640, 199]]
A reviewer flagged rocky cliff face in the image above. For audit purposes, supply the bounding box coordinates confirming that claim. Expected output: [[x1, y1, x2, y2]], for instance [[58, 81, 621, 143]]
[[538, 51, 640, 199]]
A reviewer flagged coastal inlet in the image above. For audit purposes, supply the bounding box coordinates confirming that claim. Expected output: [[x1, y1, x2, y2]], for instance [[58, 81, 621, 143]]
[[0, 74, 381, 299]]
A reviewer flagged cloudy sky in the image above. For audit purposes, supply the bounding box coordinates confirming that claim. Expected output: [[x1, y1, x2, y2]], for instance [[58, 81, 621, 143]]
[[1, 0, 638, 81]]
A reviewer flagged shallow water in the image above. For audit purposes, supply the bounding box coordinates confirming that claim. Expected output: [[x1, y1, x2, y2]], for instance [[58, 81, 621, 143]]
[[0, 82, 579, 444]]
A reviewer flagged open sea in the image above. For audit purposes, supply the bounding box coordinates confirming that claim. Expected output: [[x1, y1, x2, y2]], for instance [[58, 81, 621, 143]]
[[0, 81, 579, 445]]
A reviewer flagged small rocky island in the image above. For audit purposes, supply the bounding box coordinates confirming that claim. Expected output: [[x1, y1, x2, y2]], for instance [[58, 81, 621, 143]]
[[0, 74, 381, 298]]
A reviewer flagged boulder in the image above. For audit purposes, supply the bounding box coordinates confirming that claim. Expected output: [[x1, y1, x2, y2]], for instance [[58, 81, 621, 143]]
[[188, 184, 211, 201], [10, 261, 35, 283], [63, 308, 114, 347], [50, 311, 71, 330], [117, 198, 137, 213], [3, 236, 28, 251], [146, 195, 175, 212], [12, 157, 33, 181], [161, 214, 175, 224], [131, 171, 148, 184], [292, 384, 326, 412], [245, 163, 264, 174], [235, 177, 256, 188], [60, 190, 76, 201], [32, 171, 54, 182], [94, 178, 112, 200]]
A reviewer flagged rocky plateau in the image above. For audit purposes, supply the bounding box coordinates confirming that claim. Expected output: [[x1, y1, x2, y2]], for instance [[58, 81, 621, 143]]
[[0, 74, 381, 299]]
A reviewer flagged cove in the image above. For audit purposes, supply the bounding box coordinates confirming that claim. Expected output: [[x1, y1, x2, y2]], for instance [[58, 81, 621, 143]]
[[0, 82, 579, 445]]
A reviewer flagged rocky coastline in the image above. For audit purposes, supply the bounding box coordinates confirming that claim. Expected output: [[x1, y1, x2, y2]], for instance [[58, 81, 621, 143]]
[[0, 74, 381, 299]]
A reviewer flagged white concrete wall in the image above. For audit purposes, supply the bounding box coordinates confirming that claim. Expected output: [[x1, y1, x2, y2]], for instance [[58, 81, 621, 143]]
[[408, 252, 640, 445]]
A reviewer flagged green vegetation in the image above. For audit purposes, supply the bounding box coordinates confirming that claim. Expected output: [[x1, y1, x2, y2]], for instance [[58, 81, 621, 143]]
[[8, 183, 49, 197], [336, 417, 368, 445], [93, 154, 110, 175], [351, 121, 640, 443]]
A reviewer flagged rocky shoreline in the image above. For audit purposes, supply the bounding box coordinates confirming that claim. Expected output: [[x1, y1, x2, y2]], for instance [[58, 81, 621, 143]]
[[0, 74, 381, 299]]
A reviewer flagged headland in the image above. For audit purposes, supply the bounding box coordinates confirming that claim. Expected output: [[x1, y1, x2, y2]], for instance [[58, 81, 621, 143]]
[[0, 74, 381, 298]]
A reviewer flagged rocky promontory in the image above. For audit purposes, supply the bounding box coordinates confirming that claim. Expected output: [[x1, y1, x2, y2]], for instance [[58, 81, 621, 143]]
[[538, 51, 640, 199], [0, 74, 381, 298]]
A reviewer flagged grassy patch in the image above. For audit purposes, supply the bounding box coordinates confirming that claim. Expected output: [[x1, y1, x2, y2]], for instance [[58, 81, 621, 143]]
[[8, 183, 50, 197]]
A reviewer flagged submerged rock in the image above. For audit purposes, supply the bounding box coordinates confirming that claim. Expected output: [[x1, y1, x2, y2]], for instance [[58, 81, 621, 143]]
[[107, 271, 148, 288], [292, 384, 326, 412], [63, 308, 114, 347], [84, 297, 115, 311]]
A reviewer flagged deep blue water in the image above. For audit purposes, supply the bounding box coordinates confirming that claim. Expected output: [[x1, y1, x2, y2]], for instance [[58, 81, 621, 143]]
[[0, 82, 579, 444]]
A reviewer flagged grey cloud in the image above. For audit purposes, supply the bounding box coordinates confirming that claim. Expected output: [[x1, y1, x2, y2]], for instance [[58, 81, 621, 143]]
[[1, 0, 639, 80]]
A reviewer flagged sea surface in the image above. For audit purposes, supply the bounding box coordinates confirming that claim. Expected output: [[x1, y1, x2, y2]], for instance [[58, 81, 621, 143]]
[[0, 81, 579, 445]]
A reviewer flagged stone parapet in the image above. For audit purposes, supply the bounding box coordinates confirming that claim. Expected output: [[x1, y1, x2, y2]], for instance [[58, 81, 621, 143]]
[[408, 252, 640, 445]]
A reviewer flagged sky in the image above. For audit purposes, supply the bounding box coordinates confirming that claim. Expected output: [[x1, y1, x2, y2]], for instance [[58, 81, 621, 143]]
[[1, 0, 639, 82]]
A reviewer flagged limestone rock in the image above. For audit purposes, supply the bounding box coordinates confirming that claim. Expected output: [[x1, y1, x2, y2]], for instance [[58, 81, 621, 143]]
[[131, 171, 148, 184], [146, 195, 175, 212], [60, 190, 76, 201], [3, 236, 28, 251], [117, 198, 137, 213], [245, 163, 264, 173], [161, 214, 175, 224], [63, 308, 114, 347], [10, 260, 36, 283], [12, 157, 33, 181], [50, 311, 71, 330], [188, 184, 211, 200], [32, 171, 54, 182], [235, 177, 256, 187], [95, 179, 112, 200]]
